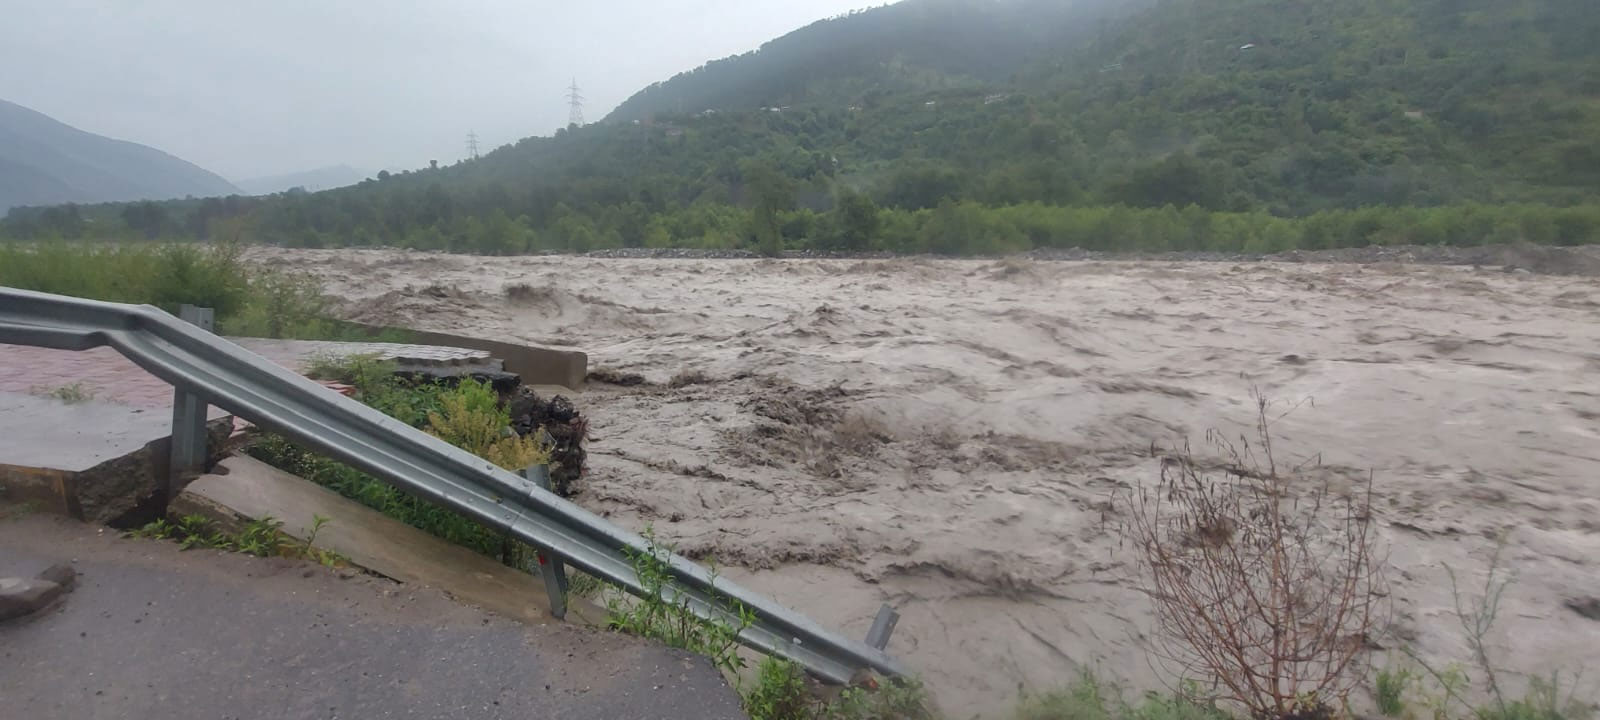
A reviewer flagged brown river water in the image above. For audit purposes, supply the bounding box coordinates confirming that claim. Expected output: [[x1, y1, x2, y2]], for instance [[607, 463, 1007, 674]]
[[248, 248, 1600, 718]]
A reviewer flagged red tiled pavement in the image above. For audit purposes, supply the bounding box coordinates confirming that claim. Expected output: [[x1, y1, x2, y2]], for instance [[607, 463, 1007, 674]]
[[0, 346, 208, 412], [0, 338, 489, 412]]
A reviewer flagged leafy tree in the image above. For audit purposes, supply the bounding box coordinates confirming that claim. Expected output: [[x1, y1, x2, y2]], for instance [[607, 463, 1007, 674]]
[[1110, 152, 1227, 211], [121, 201, 171, 239], [880, 164, 964, 210], [827, 190, 881, 251]]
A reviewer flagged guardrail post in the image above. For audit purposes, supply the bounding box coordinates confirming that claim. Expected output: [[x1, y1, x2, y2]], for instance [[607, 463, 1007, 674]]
[[865, 604, 899, 651], [526, 465, 569, 619], [167, 305, 214, 501]]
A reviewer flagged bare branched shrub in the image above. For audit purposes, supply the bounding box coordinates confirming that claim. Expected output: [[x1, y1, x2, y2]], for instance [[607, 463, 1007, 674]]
[[1122, 395, 1387, 720]]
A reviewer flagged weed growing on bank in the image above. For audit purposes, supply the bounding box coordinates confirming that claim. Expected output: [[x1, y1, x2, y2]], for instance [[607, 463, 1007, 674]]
[[130, 513, 344, 567], [602, 527, 751, 677], [1014, 672, 1228, 720], [32, 382, 97, 404], [604, 528, 937, 720], [1382, 541, 1596, 720]]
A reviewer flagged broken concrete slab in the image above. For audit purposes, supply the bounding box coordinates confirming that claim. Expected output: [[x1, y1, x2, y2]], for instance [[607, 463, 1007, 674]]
[[169, 454, 607, 626], [340, 323, 590, 390], [231, 337, 524, 393], [0, 392, 231, 524], [0, 575, 69, 622], [229, 337, 496, 368]]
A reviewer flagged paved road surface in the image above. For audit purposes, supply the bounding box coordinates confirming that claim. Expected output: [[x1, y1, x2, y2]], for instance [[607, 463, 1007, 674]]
[[0, 513, 746, 720]]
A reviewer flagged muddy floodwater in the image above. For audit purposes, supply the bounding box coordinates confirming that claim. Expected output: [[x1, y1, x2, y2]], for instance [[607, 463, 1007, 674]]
[[250, 248, 1600, 718]]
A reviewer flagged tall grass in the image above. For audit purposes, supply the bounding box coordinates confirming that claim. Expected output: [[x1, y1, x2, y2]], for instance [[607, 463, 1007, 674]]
[[0, 241, 404, 341], [0, 242, 250, 315]]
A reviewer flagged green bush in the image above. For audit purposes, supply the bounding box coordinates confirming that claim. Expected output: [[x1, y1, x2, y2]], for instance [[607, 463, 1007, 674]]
[[740, 657, 933, 720], [1377, 667, 1413, 717], [249, 365, 539, 562], [220, 270, 334, 339], [744, 658, 813, 720], [1015, 673, 1228, 720]]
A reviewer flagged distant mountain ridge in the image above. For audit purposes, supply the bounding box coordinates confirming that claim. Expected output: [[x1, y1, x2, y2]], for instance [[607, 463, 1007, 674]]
[[235, 165, 369, 195], [0, 99, 239, 211]]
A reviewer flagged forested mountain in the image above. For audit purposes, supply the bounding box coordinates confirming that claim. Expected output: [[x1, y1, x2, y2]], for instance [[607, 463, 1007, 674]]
[[607, 0, 1135, 122], [1038, 0, 1600, 211], [0, 99, 239, 211], [6, 0, 1599, 254]]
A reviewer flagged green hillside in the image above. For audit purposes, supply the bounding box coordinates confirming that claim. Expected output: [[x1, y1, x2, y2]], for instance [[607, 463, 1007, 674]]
[[1044, 0, 1600, 212], [6, 0, 1599, 253], [607, 0, 1131, 122]]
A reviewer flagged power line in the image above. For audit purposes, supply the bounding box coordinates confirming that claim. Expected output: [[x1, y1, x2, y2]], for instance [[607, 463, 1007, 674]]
[[466, 131, 480, 160], [567, 78, 585, 127]]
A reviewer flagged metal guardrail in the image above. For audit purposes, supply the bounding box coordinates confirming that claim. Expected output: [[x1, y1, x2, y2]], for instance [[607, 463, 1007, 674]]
[[0, 287, 908, 684]]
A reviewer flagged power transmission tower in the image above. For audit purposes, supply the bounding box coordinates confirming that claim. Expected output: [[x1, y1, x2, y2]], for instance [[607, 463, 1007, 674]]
[[466, 131, 480, 160], [566, 78, 585, 127]]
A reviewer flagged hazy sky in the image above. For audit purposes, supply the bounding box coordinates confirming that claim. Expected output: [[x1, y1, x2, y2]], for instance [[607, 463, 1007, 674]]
[[0, 0, 881, 181]]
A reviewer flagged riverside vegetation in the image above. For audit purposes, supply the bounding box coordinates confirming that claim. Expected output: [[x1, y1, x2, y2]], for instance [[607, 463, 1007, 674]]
[[0, 241, 402, 341]]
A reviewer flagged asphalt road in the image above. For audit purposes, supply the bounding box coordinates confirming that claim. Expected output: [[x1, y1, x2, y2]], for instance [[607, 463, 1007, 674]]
[[0, 513, 746, 720]]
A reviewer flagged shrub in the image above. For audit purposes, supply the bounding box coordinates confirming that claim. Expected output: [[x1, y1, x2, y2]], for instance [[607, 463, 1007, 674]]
[[1016, 671, 1228, 720], [249, 372, 543, 562], [1403, 542, 1597, 720], [1121, 395, 1386, 720], [220, 270, 334, 339], [1377, 667, 1413, 717], [741, 657, 932, 720], [744, 658, 813, 720], [425, 378, 550, 471], [603, 527, 751, 676]]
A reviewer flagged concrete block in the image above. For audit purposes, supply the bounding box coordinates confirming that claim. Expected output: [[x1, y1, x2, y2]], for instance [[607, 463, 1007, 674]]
[[0, 392, 232, 524], [0, 577, 66, 622]]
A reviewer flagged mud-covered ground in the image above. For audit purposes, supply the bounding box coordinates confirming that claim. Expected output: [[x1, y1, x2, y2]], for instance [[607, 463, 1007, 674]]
[[248, 247, 1600, 718]]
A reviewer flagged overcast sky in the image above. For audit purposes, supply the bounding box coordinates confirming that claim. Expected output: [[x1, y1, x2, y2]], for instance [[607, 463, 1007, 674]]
[[0, 0, 882, 181]]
